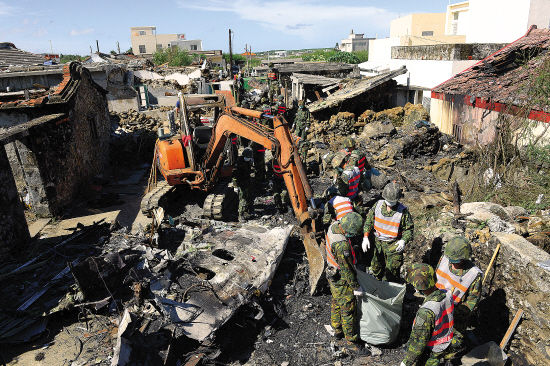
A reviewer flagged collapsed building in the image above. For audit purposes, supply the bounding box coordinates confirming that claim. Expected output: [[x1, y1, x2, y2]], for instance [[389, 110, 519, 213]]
[[0, 62, 110, 249], [431, 26, 550, 145]]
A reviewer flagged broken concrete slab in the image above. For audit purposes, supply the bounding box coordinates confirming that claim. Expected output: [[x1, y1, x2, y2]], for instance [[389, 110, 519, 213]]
[[461, 202, 511, 223], [361, 120, 396, 139], [179, 223, 293, 341]]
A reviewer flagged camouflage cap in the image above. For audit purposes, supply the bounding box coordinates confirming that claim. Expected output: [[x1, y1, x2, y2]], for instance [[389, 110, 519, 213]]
[[340, 212, 363, 238], [382, 182, 402, 205], [343, 137, 355, 149], [406, 263, 436, 291], [260, 97, 267, 103], [444, 236, 472, 263]]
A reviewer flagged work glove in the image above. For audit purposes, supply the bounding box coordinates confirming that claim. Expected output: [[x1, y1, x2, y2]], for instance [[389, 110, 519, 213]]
[[353, 286, 364, 296], [362, 237, 370, 252], [395, 239, 405, 253], [399, 362, 406, 366]]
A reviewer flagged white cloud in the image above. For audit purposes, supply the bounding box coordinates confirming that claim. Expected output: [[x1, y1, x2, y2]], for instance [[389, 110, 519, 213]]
[[70, 28, 94, 36], [0, 1, 15, 16], [34, 28, 48, 37], [178, 0, 396, 40]]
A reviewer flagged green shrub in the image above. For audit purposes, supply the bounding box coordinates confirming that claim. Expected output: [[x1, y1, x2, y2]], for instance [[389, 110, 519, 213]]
[[60, 54, 83, 63], [301, 50, 366, 64], [153, 48, 193, 66]]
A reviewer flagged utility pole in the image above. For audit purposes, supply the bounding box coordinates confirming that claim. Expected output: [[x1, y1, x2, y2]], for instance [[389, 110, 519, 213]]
[[245, 43, 248, 72], [90, 46, 93, 55], [228, 29, 233, 76], [96, 40, 99, 54], [49, 40, 53, 55], [117, 41, 120, 54]]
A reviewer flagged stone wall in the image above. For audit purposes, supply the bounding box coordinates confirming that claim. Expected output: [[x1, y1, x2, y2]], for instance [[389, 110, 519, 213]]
[[476, 233, 550, 365], [0, 145, 30, 251], [3, 66, 111, 215], [29, 71, 110, 212], [392, 43, 507, 61]]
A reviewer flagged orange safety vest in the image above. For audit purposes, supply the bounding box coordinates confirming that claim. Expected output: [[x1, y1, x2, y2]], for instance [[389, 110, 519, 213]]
[[373, 199, 405, 242], [325, 222, 356, 269], [328, 196, 354, 221], [435, 255, 482, 304], [420, 291, 455, 353]]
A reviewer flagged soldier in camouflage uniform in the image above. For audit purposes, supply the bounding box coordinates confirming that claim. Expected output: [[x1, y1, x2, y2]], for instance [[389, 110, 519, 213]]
[[362, 182, 413, 282], [435, 236, 482, 334], [402, 263, 464, 366], [232, 148, 254, 221], [292, 100, 310, 139], [325, 212, 366, 354]]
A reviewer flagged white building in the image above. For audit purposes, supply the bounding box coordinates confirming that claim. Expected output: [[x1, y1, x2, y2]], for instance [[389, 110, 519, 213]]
[[466, 0, 550, 43], [339, 30, 373, 52], [360, 0, 550, 107]]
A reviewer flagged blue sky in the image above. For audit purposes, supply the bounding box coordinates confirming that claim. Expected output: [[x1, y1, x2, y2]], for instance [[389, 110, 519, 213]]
[[1, 0, 453, 55]]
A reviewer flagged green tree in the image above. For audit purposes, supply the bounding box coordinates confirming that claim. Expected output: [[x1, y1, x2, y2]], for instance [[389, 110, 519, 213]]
[[60, 54, 83, 63]]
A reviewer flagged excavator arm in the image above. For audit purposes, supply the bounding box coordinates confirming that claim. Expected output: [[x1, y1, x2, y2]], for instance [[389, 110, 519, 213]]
[[201, 106, 325, 293]]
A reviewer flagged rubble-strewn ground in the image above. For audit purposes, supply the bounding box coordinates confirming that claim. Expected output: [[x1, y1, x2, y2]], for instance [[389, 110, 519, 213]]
[[3, 100, 550, 365]]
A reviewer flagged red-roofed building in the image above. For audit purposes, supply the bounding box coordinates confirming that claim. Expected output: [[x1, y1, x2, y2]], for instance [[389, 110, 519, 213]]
[[430, 26, 550, 145]]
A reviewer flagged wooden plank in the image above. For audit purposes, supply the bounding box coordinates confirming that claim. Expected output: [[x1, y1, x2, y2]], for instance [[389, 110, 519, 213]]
[[500, 309, 523, 349]]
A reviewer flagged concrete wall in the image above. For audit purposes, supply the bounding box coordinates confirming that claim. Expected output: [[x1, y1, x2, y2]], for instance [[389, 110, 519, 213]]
[[430, 94, 550, 146], [392, 59, 477, 90], [173, 40, 203, 52], [397, 34, 466, 46], [392, 43, 506, 61], [528, 0, 550, 31], [391, 13, 447, 39], [368, 37, 400, 63], [466, 0, 532, 43]]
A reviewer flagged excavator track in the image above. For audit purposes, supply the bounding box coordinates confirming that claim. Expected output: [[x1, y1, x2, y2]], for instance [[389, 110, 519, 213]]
[[203, 182, 238, 221], [140, 181, 175, 217]]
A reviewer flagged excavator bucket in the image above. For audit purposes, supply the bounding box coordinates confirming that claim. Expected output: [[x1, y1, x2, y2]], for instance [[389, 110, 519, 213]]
[[301, 226, 325, 295]]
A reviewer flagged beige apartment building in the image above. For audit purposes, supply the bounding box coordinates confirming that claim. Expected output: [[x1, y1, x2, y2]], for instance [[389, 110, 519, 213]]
[[390, 13, 466, 46], [338, 30, 374, 52], [130, 26, 202, 55]]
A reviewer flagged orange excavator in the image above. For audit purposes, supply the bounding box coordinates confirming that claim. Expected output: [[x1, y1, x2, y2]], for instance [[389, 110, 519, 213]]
[[142, 93, 325, 294]]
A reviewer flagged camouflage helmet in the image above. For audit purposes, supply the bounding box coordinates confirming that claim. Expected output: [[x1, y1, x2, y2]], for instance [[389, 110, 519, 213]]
[[340, 212, 363, 238], [406, 263, 436, 291], [343, 137, 355, 150], [331, 150, 348, 169], [382, 182, 402, 206], [444, 236, 472, 263], [261, 97, 267, 104]]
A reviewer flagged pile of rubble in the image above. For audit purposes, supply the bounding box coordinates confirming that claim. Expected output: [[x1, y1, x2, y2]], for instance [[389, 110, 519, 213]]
[[109, 111, 163, 165], [111, 110, 163, 133], [0, 212, 294, 365]]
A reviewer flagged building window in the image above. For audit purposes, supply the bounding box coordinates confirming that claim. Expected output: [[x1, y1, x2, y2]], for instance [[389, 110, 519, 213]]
[[139, 31, 146, 36], [421, 31, 434, 37], [190, 45, 198, 51], [453, 12, 459, 20], [139, 45, 146, 54], [156, 44, 163, 51]]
